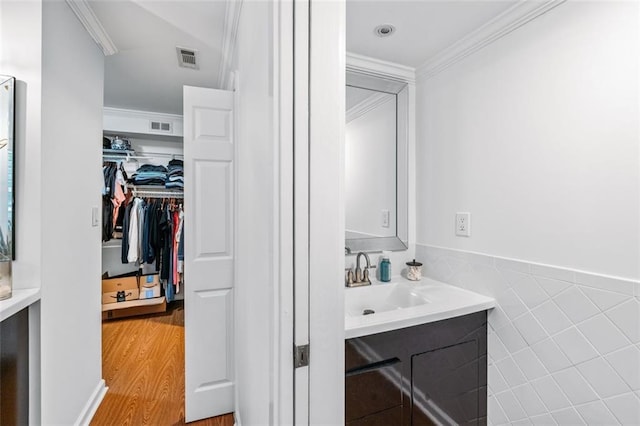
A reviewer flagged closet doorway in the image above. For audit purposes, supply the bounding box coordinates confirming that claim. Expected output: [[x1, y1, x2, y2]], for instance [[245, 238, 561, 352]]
[[85, 1, 236, 424], [97, 138, 194, 425]]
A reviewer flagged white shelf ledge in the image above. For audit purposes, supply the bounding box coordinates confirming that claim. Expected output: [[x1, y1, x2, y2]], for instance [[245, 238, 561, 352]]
[[0, 288, 41, 322]]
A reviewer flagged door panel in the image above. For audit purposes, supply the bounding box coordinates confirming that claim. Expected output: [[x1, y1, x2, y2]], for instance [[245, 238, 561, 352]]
[[184, 86, 235, 422], [194, 161, 231, 257]]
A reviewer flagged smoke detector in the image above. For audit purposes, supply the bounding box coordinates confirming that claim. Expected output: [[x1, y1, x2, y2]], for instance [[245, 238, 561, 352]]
[[374, 24, 396, 37], [177, 47, 199, 70]]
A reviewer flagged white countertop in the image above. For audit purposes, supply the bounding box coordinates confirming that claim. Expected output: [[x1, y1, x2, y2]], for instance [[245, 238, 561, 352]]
[[0, 288, 41, 322], [345, 277, 495, 339]]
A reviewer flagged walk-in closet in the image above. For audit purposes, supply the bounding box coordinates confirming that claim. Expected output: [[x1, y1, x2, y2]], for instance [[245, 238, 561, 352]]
[[86, 1, 235, 424], [97, 128, 192, 425], [101, 131, 185, 316]]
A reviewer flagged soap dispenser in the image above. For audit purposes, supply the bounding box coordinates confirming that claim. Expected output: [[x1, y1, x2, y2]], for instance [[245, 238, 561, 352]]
[[379, 251, 392, 282]]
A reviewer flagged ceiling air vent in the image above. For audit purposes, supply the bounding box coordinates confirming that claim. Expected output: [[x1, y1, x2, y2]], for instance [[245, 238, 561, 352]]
[[150, 120, 173, 133], [177, 47, 199, 70]]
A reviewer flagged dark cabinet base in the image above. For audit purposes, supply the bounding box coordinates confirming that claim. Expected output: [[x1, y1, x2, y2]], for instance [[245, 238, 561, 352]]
[[1, 307, 29, 426], [346, 311, 487, 426]]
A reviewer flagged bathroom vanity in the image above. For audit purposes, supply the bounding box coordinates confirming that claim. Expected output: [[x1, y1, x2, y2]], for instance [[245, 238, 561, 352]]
[[345, 279, 494, 425]]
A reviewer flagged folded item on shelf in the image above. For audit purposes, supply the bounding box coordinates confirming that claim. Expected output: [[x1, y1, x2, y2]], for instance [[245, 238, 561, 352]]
[[137, 164, 168, 173], [165, 181, 184, 189], [130, 164, 168, 186]]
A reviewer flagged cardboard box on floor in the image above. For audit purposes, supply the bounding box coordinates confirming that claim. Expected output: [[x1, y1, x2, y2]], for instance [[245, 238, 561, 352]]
[[102, 273, 166, 319], [139, 283, 161, 300], [102, 297, 166, 320], [138, 273, 161, 300], [140, 273, 160, 288], [102, 276, 139, 304]]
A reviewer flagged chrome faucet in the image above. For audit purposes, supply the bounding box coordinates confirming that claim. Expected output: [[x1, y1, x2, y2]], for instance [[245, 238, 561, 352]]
[[345, 252, 376, 287]]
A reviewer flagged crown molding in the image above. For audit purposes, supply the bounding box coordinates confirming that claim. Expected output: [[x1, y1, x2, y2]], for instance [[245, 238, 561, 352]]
[[218, 0, 243, 90], [346, 92, 393, 124], [346, 52, 416, 84], [66, 0, 118, 56], [417, 0, 567, 80]]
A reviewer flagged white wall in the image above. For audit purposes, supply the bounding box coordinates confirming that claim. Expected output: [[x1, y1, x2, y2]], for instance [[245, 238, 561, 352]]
[[0, 2, 44, 423], [416, 1, 639, 281], [416, 2, 639, 424], [0, 0, 43, 289], [40, 2, 104, 424], [233, 1, 275, 423], [345, 97, 396, 238]]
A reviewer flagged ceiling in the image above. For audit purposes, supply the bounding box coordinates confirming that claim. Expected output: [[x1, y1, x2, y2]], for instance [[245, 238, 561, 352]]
[[87, 0, 519, 115], [90, 0, 226, 115], [346, 0, 518, 68]]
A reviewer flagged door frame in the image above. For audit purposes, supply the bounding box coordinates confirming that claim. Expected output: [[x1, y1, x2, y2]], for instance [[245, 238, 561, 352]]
[[292, 0, 346, 424], [272, 0, 295, 424]]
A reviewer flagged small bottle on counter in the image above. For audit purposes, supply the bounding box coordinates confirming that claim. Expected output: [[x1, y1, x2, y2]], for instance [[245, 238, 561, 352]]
[[379, 251, 391, 282]]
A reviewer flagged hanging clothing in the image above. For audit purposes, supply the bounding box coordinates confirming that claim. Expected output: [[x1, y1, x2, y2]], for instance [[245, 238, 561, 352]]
[[127, 198, 142, 263], [159, 205, 172, 280], [121, 200, 133, 263], [117, 193, 184, 301], [102, 195, 113, 242], [111, 167, 128, 230], [172, 210, 180, 292]]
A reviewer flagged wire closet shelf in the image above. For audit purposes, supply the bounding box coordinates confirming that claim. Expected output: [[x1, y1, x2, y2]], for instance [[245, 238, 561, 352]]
[[102, 148, 184, 162], [128, 185, 184, 199]]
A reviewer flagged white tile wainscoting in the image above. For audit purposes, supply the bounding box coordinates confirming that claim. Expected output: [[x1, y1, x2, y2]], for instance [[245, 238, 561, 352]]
[[415, 244, 640, 425]]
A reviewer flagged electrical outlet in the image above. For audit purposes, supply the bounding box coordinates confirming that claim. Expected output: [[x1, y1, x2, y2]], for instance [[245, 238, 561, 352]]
[[456, 212, 471, 237], [382, 209, 390, 228]]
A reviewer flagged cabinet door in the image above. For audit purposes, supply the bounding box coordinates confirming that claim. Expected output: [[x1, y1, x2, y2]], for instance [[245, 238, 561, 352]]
[[412, 340, 481, 425], [346, 359, 403, 422], [347, 406, 403, 426]]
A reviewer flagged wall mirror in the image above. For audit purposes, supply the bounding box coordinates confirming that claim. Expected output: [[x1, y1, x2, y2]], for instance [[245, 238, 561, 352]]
[[345, 71, 408, 253], [0, 76, 15, 262]]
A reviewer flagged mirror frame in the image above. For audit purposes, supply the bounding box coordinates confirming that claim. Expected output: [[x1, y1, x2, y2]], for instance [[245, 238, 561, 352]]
[[345, 70, 409, 253], [0, 75, 15, 260]]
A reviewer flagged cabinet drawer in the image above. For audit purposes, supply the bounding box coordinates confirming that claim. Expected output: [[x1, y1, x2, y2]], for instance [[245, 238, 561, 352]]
[[346, 359, 403, 422]]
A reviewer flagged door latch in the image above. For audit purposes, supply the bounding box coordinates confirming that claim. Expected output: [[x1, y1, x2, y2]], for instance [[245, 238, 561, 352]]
[[294, 344, 309, 368]]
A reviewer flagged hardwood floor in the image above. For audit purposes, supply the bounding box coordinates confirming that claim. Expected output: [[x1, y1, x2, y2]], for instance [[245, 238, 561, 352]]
[[92, 302, 234, 426]]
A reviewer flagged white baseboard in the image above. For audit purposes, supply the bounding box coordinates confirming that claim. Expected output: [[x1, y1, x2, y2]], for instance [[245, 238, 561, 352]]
[[74, 379, 108, 426], [233, 411, 242, 426]]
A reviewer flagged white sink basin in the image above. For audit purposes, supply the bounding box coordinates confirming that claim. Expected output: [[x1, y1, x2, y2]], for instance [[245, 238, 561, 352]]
[[345, 282, 430, 317], [344, 278, 496, 339]]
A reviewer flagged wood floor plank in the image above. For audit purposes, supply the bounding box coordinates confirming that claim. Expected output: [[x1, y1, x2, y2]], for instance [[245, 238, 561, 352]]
[[91, 302, 234, 426]]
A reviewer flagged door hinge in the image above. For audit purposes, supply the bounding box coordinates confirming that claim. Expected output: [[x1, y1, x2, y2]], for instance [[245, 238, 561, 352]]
[[294, 344, 309, 368]]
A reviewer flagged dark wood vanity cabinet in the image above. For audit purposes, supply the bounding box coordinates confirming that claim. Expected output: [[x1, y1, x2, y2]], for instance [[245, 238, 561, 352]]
[[1, 307, 29, 426], [345, 311, 487, 426]]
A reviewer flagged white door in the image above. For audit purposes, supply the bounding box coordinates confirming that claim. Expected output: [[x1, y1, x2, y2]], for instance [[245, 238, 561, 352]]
[[183, 86, 234, 422]]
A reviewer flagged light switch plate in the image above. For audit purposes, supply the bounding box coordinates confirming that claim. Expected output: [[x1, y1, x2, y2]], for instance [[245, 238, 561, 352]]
[[92, 207, 100, 227], [456, 212, 471, 237], [382, 209, 390, 228]]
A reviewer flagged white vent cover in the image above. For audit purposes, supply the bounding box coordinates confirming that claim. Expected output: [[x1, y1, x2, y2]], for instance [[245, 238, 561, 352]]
[[150, 120, 173, 133], [177, 47, 199, 70]]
